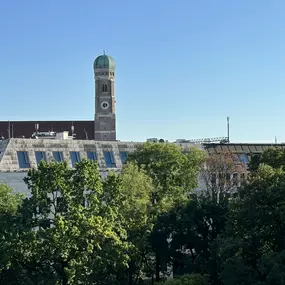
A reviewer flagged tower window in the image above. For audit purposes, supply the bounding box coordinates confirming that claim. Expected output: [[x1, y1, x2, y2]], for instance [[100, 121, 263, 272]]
[[102, 84, 107, 92]]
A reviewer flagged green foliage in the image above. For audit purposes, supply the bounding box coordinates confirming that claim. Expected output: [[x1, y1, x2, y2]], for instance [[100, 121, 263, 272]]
[[219, 164, 285, 284], [0, 184, 25, 284], [128, 142, 205, 211], [128, 143, 205, 282], [110, 162, 156, 284], [0, 184, 24, 215], [117, 162, 154, 229], [247, 153, 262, 172], [162, 274, 208, 285], [5, 145, 285, 284], [248, 147, 285, 171], [149, 193, 228, 284], [1, 160, 130, 285]]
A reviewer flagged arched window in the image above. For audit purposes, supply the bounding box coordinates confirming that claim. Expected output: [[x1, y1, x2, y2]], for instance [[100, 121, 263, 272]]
[[102, 84, 107, 92]]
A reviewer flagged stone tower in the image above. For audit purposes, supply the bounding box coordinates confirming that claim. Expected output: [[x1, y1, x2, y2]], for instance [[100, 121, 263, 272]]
[[93, 53, 116, 141]]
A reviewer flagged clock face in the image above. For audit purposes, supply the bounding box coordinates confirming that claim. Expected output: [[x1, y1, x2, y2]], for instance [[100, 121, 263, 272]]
[[101, 101, 109, 110]]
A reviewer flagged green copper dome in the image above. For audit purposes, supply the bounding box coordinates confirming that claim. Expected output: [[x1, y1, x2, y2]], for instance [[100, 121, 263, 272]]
[[93, 54, 115, 70]]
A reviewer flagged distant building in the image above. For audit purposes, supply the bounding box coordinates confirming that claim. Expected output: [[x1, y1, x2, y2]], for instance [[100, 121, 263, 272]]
[[0, 53, 282, 196], [0, 135, 282, 196], [147, 138, 158, 143], [0, 137, 138, 196]]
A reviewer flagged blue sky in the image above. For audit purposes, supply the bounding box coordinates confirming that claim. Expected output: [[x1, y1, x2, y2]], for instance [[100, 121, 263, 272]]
[[0, 0, 285, 143]]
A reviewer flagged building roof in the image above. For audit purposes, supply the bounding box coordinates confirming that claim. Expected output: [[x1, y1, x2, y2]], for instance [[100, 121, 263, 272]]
[[0, 138, 139, 172], [0, 139, 283, 173], [203, 143, 285, 154], [93, 54, 115, 70], [0, 121, 94, 140], [0, 140, 283, 195]]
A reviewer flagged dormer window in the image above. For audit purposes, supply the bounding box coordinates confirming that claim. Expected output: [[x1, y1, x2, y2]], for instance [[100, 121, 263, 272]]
[[102, 84, 107, 92]]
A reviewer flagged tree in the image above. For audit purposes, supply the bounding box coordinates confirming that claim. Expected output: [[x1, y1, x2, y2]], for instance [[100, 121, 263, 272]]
[[128, 142, 204, 213], [0, 184, 25, 284], [0, 184, 24, 215], [248, 147, 285, 171], [162, 274, 208, 285], [128, 142, 205, 282], [151, 152, 246, 284], [102, 162, 155, 285], [116, 162, 154, 232], [150, 193, 228, 285], [1, 160, 130, 285], [219, 164, 285, 285], [200, 152, 247, 203]]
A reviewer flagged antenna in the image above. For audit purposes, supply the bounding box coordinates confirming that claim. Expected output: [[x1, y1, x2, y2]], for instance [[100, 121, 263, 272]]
[[227, 117, 230, 143], [35, 123, 39, 135], [103, 50, 106, 55], [84, 129, 88, 140], [71, 122, 74, 138], [7, 121, 10, 139]]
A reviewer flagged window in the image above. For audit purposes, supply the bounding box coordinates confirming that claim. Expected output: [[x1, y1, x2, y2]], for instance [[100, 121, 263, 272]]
[[240, 154, 249, 164], [70, 151, 81, 167], [17, 151, 30, 168], [87, 151, 97, 161], [35, 151, 47, 165], [103, 151, 116, 168], [53, 151, 64, 162], [120, 151, 128, 164], [102, 84, 107, 92], [232, 154, 239, 162]]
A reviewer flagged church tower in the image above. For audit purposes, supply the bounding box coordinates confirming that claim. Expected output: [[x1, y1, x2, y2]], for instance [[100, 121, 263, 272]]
[[93, 53, 116, 141]]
